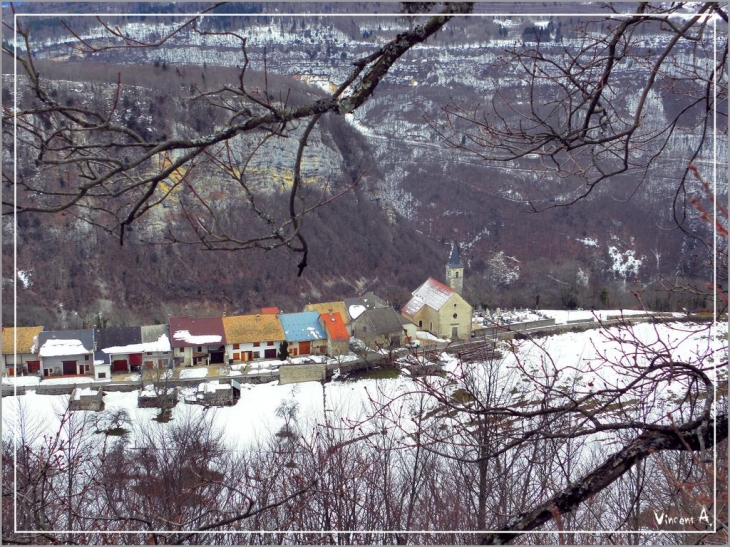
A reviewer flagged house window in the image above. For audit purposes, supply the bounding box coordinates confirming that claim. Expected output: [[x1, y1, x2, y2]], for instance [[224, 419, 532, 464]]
[[84, 355, 90, 361], [253, 342, 260, 347], [267, 341, 274, 346], [98, 372, 106, 379], [253, 351, 260, 359], [418, 320, 422, 328], [455, 272, 459, 278], [197, 346, 202, 353], [453, 313, 458, 319], [233, 344, 240, 349]]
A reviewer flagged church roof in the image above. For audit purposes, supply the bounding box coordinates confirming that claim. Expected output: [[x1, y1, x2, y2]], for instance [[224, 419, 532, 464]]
[[447, 243, 462, 267], [401, 277, 456, 317]]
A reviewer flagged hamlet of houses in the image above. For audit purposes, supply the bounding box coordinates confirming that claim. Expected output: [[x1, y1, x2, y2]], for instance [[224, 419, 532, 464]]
[[2, 246, 473, 380]]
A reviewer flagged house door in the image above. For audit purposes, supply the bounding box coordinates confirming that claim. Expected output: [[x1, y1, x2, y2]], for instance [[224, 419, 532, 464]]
[[264, 348, 277, 359], [210, 348, 225, 364], [112, 359, 128, 372], [451, 326, 459, 339], [62, 360, 77, 375], [299, 341, 311, 355], [27, 360, 40, 373]]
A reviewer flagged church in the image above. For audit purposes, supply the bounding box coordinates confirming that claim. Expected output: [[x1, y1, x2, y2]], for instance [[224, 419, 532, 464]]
[[400, 243, 473, 340]]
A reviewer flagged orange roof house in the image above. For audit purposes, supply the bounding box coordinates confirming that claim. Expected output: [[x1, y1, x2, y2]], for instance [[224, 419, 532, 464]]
[[320, 312, 349, 342], [305, 301, 350, 326], [319, 312, 350, 356]]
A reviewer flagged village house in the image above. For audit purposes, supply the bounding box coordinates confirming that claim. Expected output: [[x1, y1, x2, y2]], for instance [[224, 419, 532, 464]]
[[1, 325, 43, 375], [343, 292, 389, 323], [304, 301, 352, 334], [140, 324, 174, 368], [319, 311, 350, 356], [95, 326, 144, 374], [169, 316, 226, 367], [92, 351, 111, 381], [96, 325, 173, 374], [278, 311, 328, 357], [37, 329, 95, 376], [351, 307, 407, 349], [399, 315, 418, 342], [222, 314, 285, 363], [401, 277, 473, 340]]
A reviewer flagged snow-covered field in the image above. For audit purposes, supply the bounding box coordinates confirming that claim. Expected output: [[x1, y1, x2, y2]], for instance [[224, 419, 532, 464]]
[[2, 321, 726, 453], [178, 367, 209, 379]]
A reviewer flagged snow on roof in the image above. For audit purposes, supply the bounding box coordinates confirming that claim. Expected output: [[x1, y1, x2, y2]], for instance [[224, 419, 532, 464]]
[[39, 338, 92, 357], [278, 312, 326, 342], [172, 330, 222, 345], [73, 387, 97, 400], [402, 277, 455, 317], [102, 334, 172, 355], [348, 305, 366, 320], [169, 317, 225, 347], [199, 380, 231, 393]]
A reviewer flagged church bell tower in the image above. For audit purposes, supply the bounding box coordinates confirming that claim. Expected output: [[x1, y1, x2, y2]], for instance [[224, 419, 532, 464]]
[[446, 242, 464, 294]]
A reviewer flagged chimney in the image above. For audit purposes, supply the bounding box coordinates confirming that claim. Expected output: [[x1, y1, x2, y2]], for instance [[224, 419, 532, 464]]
[[256, 314, 260, 322]]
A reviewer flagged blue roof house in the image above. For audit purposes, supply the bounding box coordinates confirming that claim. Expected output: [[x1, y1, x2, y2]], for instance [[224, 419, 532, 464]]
[[277, 312, 328, 358]]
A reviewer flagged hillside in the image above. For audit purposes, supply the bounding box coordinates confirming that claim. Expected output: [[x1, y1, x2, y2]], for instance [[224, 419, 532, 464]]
[[2, 3, 725, 328]]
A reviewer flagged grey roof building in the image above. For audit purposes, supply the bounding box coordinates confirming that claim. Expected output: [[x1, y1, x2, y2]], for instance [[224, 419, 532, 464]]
[[94, 327, 141, 351], [351, 307, 406, 347]]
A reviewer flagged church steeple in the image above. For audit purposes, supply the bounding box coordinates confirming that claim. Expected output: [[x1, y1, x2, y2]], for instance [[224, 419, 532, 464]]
[[446, 242, 464, 294]]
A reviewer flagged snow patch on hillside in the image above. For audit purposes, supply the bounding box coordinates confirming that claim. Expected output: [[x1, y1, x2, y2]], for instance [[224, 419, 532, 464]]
[[608, 246, 642, 278], [577, 237, 598, 247], [17, 270, 32, 289]]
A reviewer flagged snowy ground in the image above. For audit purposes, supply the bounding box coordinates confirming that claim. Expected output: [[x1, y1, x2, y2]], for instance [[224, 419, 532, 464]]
[[540, 308, 677, 324], [2, 376, 41, 386], [178, 368, 208, 379], [474, 308, 680, 326], [3, 376, 109, 386], [2, 321, 726, 453], [416, 331, 449, 343]]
